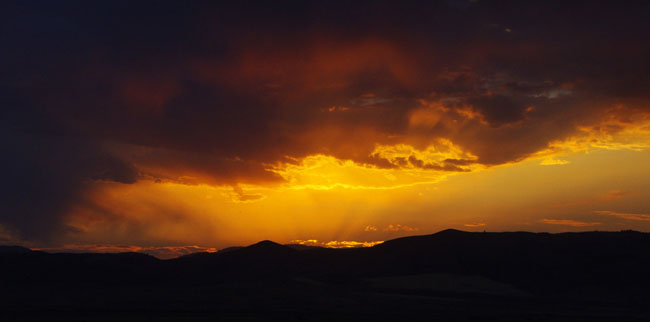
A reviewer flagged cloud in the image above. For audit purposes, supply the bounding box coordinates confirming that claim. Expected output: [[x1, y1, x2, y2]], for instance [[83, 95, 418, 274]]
[[540, 219, 601, 227], [0, 128, 138, 241], [383, 224, 419, 232], [34, 244, 217, 260], [464, 223, 486, 228], [600, 190, 629, 201], [540, 158, 570, 166], [231, 186, 264, 203], [0, 224, 21, 245], [2, 1, 650, 243], [548, 190, 631, 208], [467, 95, 529, 127], [291, 239, 384, 248], [595, 210, 650, 221]]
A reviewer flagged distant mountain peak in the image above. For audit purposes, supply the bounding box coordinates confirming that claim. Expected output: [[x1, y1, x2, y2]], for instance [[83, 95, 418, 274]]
[[243, 240, 297, 254], [248, 240, 283, 248], [435, 228, 468, 235]]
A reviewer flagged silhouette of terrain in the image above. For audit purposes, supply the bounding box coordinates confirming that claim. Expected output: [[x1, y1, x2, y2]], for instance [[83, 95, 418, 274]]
[[0, 245, 32, 254], [2, 230, 650, 321]]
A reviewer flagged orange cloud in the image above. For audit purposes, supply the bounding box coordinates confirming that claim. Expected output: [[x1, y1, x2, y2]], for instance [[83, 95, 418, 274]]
[[4, 0, 650, 248], [231, 185, 264, 202], [540, 219, 601, 227], [34, 244, 217, 259], [539, 158, 570, 166], [383, 224, 419, 232], [549, 190, 631, 208], [595, 210, 650, 221], [600, 190, 629, 201], [268, 154, 456, 191], [290, 239, 383, 248]]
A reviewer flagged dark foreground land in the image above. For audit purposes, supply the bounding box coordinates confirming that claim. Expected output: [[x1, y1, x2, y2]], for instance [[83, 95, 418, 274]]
[[2, 229, 650, 321]]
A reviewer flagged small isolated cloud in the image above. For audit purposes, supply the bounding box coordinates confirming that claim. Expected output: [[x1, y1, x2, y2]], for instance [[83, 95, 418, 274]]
[[326, 106, 350, 112], [540, 158, 570, 166], [364, 225, 378, 232], [384, 224, 419, 232], [550, 190, 630, 208], [231, 185, 264, 202], [595, 210, 650, 221], [464, 223, 486, 227], [599, 190, 629, 201], [540, 219, 601, 227]]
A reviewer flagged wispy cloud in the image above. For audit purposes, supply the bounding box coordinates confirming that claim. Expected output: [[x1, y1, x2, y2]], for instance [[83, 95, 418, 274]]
[[290, 239, 383, 248], [34, 244, 217, 259], [540, 158, 570, 166], [599, 190, 629, 201], [464, 223, 486, 227], [364, 224, 419, 232], [595, 210, 650, 221], [231, 185, 264, 202], [540, 219, 601, 227], [383, 224, 419, 232], [324, 240, 385, 248], [549, 190, 630, 208]]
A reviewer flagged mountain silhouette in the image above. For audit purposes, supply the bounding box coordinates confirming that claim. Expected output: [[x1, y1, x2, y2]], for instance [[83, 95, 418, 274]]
[[2, 230, 650, 321], [0, 245, 32, 254]]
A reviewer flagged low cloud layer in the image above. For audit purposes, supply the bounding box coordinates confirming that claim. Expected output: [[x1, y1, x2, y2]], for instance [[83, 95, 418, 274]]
[[541, 219, 602, 227], [34, 244, 217, 260]]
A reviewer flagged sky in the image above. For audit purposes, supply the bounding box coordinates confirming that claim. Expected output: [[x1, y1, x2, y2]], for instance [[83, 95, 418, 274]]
[[2, 0, 650, 258]]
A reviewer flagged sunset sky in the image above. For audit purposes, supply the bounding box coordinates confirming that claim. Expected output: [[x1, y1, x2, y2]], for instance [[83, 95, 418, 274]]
[[2, 1, 650, 258]]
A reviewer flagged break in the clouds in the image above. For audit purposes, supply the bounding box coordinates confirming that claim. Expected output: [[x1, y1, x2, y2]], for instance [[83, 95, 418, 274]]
[[1, 1, 650, 245]]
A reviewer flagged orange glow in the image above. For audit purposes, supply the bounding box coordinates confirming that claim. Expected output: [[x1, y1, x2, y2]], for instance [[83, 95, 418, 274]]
[[544, 110, 650, 154], [30, 107, 649, 250], [34, 244, 217, 259], [5, 1, 650, 263], [291, 239, 384, 248], [595, 211, 650, 221], [268, 154, 457, 190], [47, 120, 650, 249], [541, 219, 602, 227]]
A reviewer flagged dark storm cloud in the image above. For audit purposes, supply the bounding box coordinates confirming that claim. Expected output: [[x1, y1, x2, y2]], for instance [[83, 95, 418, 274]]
[[467, 95, 528, 127], [0, 127, 137, 241], [1, 0, 649, 239]]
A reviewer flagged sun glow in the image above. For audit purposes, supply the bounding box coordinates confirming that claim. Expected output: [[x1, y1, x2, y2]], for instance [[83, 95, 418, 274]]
[[270, 155, 455, 191], [53, 115, 650, 249], [290, 239, 384, 248]]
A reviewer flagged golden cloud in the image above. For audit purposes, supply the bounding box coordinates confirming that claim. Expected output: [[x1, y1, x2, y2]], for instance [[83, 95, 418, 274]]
[[268, 154, 461, 191], [540, 219, 601, 227], [595, 210, 650, 221], [290, 239, 384, 248], [34, 244, 217, 259], [539, 158, 570, 166], [383, 224, 419, 232]]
